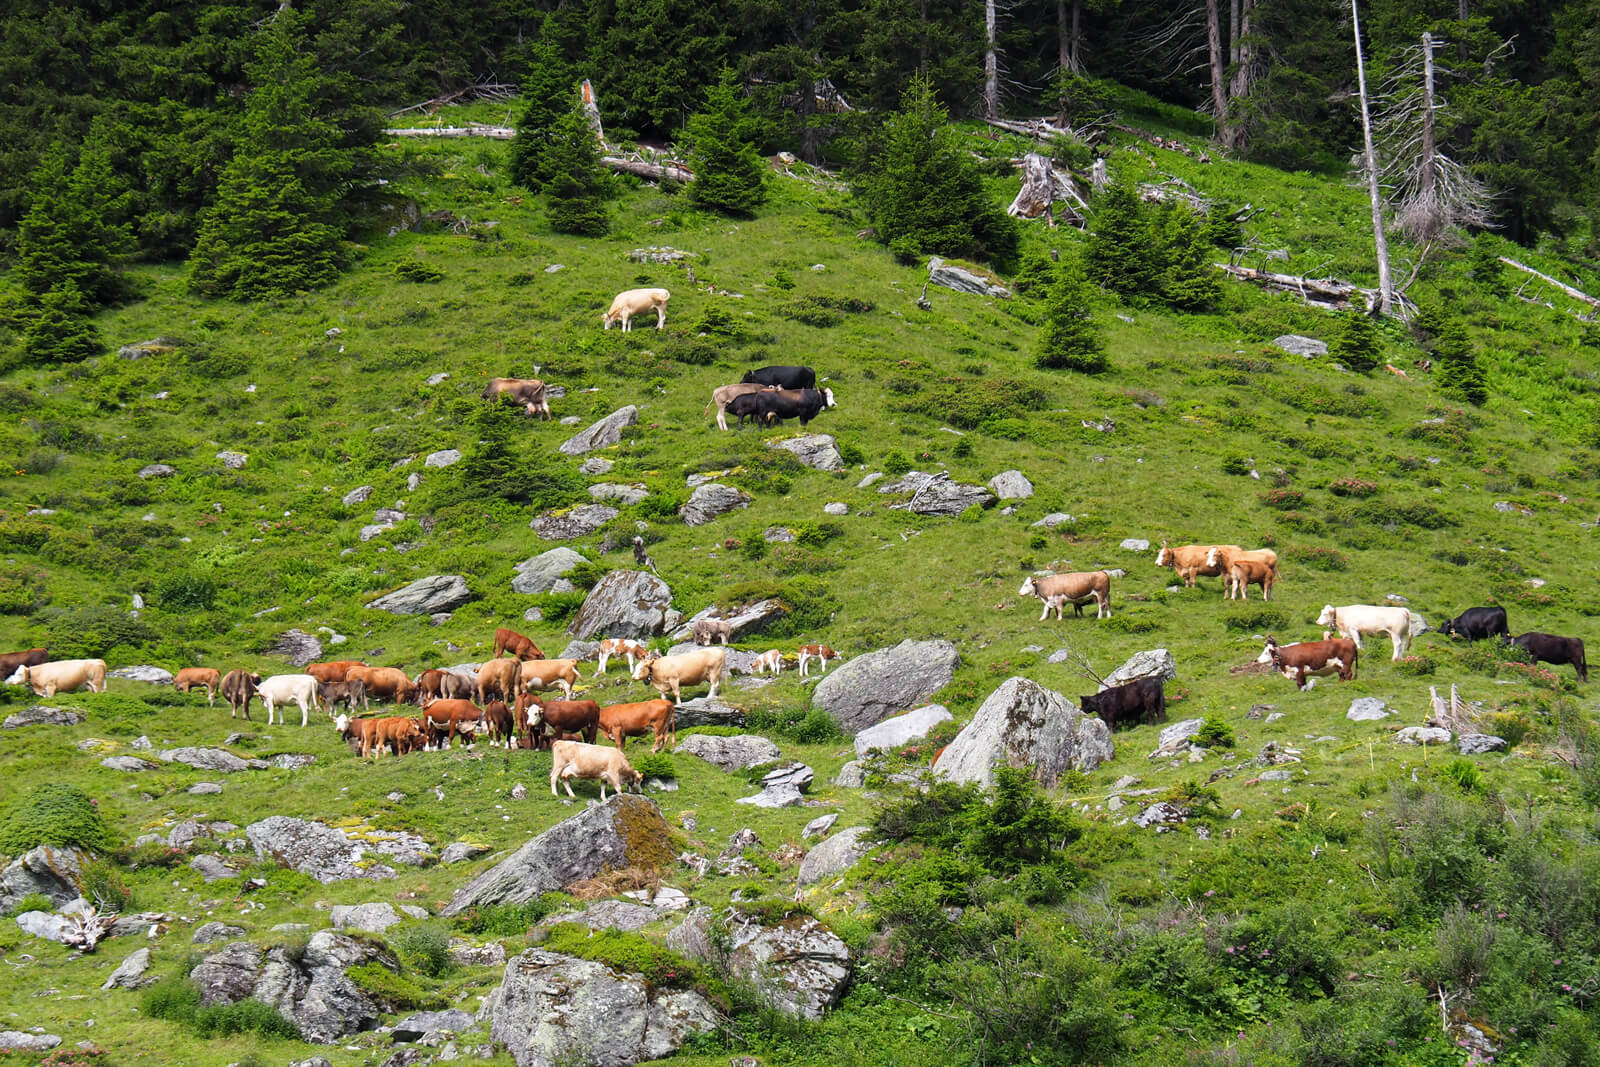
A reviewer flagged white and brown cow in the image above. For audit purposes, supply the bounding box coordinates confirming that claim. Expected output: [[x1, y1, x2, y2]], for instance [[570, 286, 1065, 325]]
[[1257, 635, 1359, 689], [633, 647, 726, 704], [596, 638, 650, 675], [1019, 571, 1112, 620], [797, 644, 839, 678], [481, 378, 551, 419]]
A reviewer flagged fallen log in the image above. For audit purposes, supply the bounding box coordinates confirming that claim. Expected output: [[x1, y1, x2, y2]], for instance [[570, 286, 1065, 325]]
[[1498, 256, 1599, 310], [385, 125, 514, 140], [603, 156, 694, 183], [1215, 263, 1382, 313]]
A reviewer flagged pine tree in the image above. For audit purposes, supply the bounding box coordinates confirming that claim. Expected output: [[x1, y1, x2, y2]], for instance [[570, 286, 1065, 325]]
[[1155, 203, 1223, 311], [542, 96, 610, 237], [1467, 233, 1507, 297], [21, 282, 102, 365], [1433, 318, 1487, 405], [13, 138, 131, 310], [509, 39, 575, 191], [1085, 182, 1159, 299], [1035, 255, 1107, 373], [685, 68, 768, 216], [1331, 310, 1382, 372]]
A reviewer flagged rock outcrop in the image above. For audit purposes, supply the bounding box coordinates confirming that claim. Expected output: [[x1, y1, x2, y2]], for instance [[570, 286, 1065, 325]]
[[566, 570, 675, 639], [558, 406, 638, 455], [811, 639, 959, 733], [680, 483, 752, 526], [365, 575, 473, 615], [511, 547, 589, 595], [668, 910, 851, 1020], [933, 677, 1115, 787]]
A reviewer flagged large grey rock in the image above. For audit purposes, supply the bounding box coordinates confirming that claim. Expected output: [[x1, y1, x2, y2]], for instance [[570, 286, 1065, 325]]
[[0, 1032, 61, 1051], [246, 816, 400, 883], [4, 706, 84, 729], [530, 503, 618, 541], [0, 846, 87, 913], [566, 570, 674, 640], [853, 705, 952, 757], [1101, 649, 1178, 689], [928, 256, 1011, 299], [833, 761, 866, 788], [1346, 698, 1393, 722], [667, 910, 850, 1020], [1396, 727, 1453, 745], [439, 842, 491, 865], [535, 900, 663, 935], [216, 450, 248, 469], [680, 483, 752, 526], [479, 948, 717, 1067], [797, 826, 873, 887], [443, 796, 673, 915], [193, 931, 392, 1043], [366, 575, 474, 615], [158, 747, 265, 773], [1120, 538, 1151, 552], [342, 485, 374, 507], [879, 471, 994, 516], [588, 483, 650, 506], [678, 734, 781, 772], [167, 818, 213, 850], [558, 406, 639, 456], [1458, 734, 1507, 755], [392, 1009, 477, 1042], [988, 470, 1033, 500], [424, 448, 462, 468], [772, 434, 844, 472], [933, 677, 1114, 788], [669, 599, 788, 643], [191, 940, 264, 1005], [191, 854, 237, 883], [812, 639, 960, 734], [102, 755, 159, 772], [579, 457, 614, 475], [331, 902, 407, 933], [512, 547, 589, 595], [736, 785, 804, 808], [110, 665, 173, 685], [102, 947, 153, 989], [1156, 718, 1205, 751], [193, 921, 248, 945], [1272, 334, 1328, 357], [264, 628, 324, 667]]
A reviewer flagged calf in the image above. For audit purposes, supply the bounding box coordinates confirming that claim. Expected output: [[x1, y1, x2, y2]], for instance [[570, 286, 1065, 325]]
[[1317, 604, 1413, 661], [482, 377, 551, 419], [706, 383, 780, 431], [519, 693, 600, 748], [7, 659, 107, 697], [475, 657, 522, 705], [550, 740, 643, 800], [1440, 607, 1509, 642], [633, 647, 726, 704], [1512, 632, 1588, 682], [602, 287, 670, 331], [416, 668, 454, 706], [597, 698, 676, 752], [422, 699, 487, 750], [483, 700, 517, 747], [1155, 543, 1240, 588], [493, 627, 545, 661], [1205, 546, 1279, 580], [750, 649, 784, 675], [1079, 677, 1167, 730], [0, 648, 48, 679], [1226, 559, 1277, 601], [724, 391, 777, 429], [741, 365, 815, 390], [1258, 635, 1358, 689], [797, 644, 838, 678], [173, 667, 222, 706], [257, 673, 320, 727], [318, 678, 368, 713], [1019, 571, 1112, 620], [692, 617, 732, 645], [220, 669, 261, 720], [336, 714, 422, 758], [596, 638, 649, 675], [519, 658, 581, 700]]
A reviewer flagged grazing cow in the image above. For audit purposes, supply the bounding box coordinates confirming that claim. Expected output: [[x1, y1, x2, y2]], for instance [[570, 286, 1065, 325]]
[[475, 658, 522, 706], [220, 669, 261, 720], [257, 673, 321, 727], [1512, 633, 1588, 682], [724, 390, 778, 429], [347, 666, 418, 706], [1226, 559, 1277, 601], [318, 678, 368, 713], [1154, 542, 1241, 588], [1019, 571, 1112, 620], [750, 649, 784, 675], [596, 638, 650, 675], [481, 378, 551, 419], [336, 714, 422, 758], [745, 387, 836, 427], [602, 287, 670, 331], [173, 667, 222, 706], [598, 698, 676, 752], [7, 659, 107, 697], [633, 647, 726, 704], [1440, 607, 1510, 643], [0, 648, 48, 679], [493, 628, 545, 661], [706, 383, 780, 431], [483, 700, 517, 748], [741, 365, 816, 390], [518, 693, 601, 748], [550, 739, 643, 800], [306, 660, 366, 685], [692, 617, 732, 645], [422, 699, 487, 750], [1079, 677, 1167, 730], [797, 644, 839, 678], [1258, 635, 1359, 689], [1316, 604, 1413, 661], [519, 658, 582, 700]]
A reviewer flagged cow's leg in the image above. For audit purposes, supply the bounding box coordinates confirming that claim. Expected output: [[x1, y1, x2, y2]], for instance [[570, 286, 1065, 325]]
[[597, 651, 610, 674], [655, 304, 666, 329]]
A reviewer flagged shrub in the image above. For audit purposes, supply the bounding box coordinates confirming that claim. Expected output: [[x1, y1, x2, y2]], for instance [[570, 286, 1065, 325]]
[[41, 604, 158, 659], [629, 752, 675, 780], [541, 924, 703, 989], [156, 570, 219, 611], [882, 451, 912, 475], [1329, 310, 1382, 372], [1329, 476, 1378, 497], [1258, 488, 1303, 509], [1284, 544, 1348, 570], [898, 377, 1048, 430], [1353, 499, 1455, 529], [1220, 455, 1253, 475], [389, 921, 453, 978], [452, 895, 568, 937], [1482, 711, 1531, 749], [393, 260, 443, 283], [1034, 255, 1107, 373], [142, 975, 298, 1039], [0, 782, 115, 854], [1394, 654, 1436, 676], [743, 706, 842, 745], [347, 962, 442, 1010], [81, 858, 131, 911], [7, 892, 54, 916], [1194, 717, 1236, 749], [1221, 607, 1288, 632]]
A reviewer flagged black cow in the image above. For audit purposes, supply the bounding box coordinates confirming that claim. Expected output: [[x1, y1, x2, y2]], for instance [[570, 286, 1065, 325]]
[[741, 365, 815, 390], [1080, 676, 1167, 730], [1440, 606, 1509, 642], [749, 387, 835, 427], [1512, 632, 1588, 682], [724, 391, 777, 428]]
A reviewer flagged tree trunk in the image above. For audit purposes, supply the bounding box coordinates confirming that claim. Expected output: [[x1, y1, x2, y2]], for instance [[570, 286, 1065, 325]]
[[1419, 32, 1437, 206], [1206, 0, 1229, 143], [580, 79, 605, 147], [602, 156, 694, 183], [1226, 0, 1253, 151], [1351, 0, 1394, 314], [984, 0, 1000, 120]]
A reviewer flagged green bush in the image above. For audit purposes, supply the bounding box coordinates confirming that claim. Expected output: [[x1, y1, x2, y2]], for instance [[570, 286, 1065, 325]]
[[389, 921, 453, 978], [1221, 607, 1289, 632], [743, 706, 842, 745], [0, 783, 115, 854], [1393, 654, 1436, 676], [899, 377, 1048, 430], [394, 260, 444, 283], [142, 976, 299, 1039], [7, 892, 54, 916], [629, 752, 676, 779], [347, 962, 442, 1010], [1258, 488, 1303, 508], [452, 895, 568, 937], [541, 924, 703, 989], [1194, 717, 1236, 749], [81, 858, 131, 911], [1220, 455, 1253, 475], [883, 451, 912, 475]]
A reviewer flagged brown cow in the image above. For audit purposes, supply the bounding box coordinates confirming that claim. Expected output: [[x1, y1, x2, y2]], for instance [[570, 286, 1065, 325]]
[[493, 628, 545, 661], [1154, 543, 1241, 588], [517, 693, 600, 749], [220, 669, 262, 720], [318, 678, 368, 713], [475, 658, 522, 705], [1226, 559, 1277, 601], [336, 714, 422, 758], [483, 700, 517, 747], [1258, 636, 1358, 689], [347, 665, 417, 706], [422, 699, 486, 750], [518, 658, 581, 699], [307, 660, 366, 685], [416, 668, 457, 706], [550, 740, 643, 800], [173, 667, 222, 706], [597, 698, 676, 753], [0, 648, 48, 679], [482, 378, 551, 419]]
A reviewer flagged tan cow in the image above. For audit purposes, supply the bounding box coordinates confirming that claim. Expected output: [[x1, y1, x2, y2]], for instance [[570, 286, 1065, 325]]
[[1226, 559, 1277, 601], [174, 667, 222, 706], [7, 659, 107, 696], [347, 665, 417, 706], [1154, 543, 1240, 588], [307, 660, 366, 685], [336, 714, 422, 758], [705, 383, 780, 431], [475, 657, 522, 705], [1019, 572, 1112, 620], [550, 740, 643, 800], [597, 698, 676, 752], [481, 378, 551, 419], [519, 658, 581, 699], [633, 647, 726, 704], [1206, 547, 1280, 598], [602, 287, 670, 332]]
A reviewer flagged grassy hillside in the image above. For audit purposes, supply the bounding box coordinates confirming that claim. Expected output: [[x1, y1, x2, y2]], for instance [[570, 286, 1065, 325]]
[[4, 102, 1600, 1066]]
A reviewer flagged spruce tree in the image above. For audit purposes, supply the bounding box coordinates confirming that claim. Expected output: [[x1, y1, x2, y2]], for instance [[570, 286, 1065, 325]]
[[509, 39, 574, 191], [1035, 256, 1107, 373], [1331, 310, 1382, 373], [685, 68, 768, 215], [21, 282, 102, 365], [13, 138, 131, 310], [1433, 318, 1488, 405], [542, 95, 610, 237], [1086, 182, 1159, 300], [1155, 203, 1222, 311], [1467, 233, 1507, 297]]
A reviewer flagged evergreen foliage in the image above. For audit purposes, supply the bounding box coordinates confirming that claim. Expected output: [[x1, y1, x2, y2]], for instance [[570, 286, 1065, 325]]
[[1467, 233, 1508, 296], [0, 782, 114, 854], [855, 73, 1018, 270], [542, 95, 611, 237], [20, 282, 103, 365], [1085, 181, 1160, 299], [428, 397, 585, 512], [1330, 310, 1382, 373], [13, 138, 131, 310], [509, 39, 576, 191], [1035, 255, 1107, 373], [684, 68, 768, 215], [1154, 202, 1223, 311], [1433, 318, 1488, 405]]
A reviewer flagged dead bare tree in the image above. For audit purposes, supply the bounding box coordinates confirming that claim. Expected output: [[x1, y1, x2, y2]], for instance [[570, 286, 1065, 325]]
[[1350, 0, 1395, 315]]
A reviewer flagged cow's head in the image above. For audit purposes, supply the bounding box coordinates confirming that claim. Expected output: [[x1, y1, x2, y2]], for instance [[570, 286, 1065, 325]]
[[1256, 636, 1281, 666], [1018, 576, 1039, 598], [1205, 546, 1222, 568], [5, 664, 27, 687], [334, 713, 350, 734], [1316, 605, 1337, 628], [822, 387, 836, 409], [1154, 543, 1171, 567], [1440, 618, 1459, 637]]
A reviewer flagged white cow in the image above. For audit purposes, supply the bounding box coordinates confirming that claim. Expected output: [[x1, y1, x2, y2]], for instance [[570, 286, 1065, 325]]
[[257, 673, 322, 727], [6, 659, 107, 696], [550, 739, 643, 800], [1316, 604, 1413, 661], [602, 288, 670, 331]]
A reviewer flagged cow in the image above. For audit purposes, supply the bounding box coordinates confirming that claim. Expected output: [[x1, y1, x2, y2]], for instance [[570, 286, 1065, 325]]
[[415, 668, 454, 706], [596, 638, 650, 675], [483, 700, 517, 748], [1205, 546, 1280, 580], [706, 383, 781, 431], [347, 665, 418, 706], [797, 644, 839, 678], [306, 660, 366, 685], [476, 657, 523, 705], [1258, 635, 1359, 689], [493, 628, 545, 661], [750, 649, 784, 675], [1440, 607, 1510, 643], [220, 669, 261, 720], [741, 365, 816, 390], [337, 714, 422, 758], [724, 390, 778, 429], [1154, 542, 1241, 588], [422, 699, 487, 750], [1079, 677, 1167, 730], [6, 659, 107, 697], [1226, 559, 1277, 601], [519, 658, 582, 700], [318, 678, 368, 713], [1512, 633, 1588, 682], [1019, 571, 1112, 620], [173, 667, 222, 706], [745, 387, 836, 427], [598, 698, 676, 753], [550, 739, 643, 800], [257, 674, 321, 727], [481, 378, 551, 419], [602, 287, 670, 331], [633, 647, 726, 704], [692, 618, 732, 645], [0, 648, 48, 679], [519, 693, 601, 749], [1317, 604, 1413, 661]]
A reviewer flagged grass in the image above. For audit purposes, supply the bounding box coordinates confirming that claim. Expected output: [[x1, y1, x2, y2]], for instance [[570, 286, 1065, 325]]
[[1, 100, 1600, 1063]]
